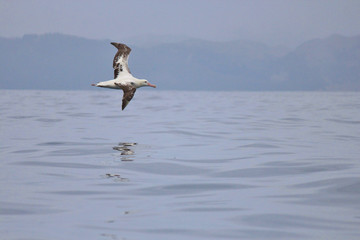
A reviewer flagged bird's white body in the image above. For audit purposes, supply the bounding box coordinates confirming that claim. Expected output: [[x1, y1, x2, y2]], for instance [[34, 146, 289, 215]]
[[94, 79, 121, 89], [95, 77, 149, 89], [91, 42, 156, 110]]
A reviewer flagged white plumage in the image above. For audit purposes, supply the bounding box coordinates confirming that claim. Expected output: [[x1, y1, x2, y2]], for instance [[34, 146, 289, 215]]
[[92, 42, 156, 110]]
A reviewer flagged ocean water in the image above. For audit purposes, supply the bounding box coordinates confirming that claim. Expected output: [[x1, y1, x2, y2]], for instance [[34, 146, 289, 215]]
[[1, 90, 360, 240]]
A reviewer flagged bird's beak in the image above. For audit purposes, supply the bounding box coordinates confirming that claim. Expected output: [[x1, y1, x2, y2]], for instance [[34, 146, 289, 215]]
[[147, 82, 156, 88], [91, 83, 97, 86]]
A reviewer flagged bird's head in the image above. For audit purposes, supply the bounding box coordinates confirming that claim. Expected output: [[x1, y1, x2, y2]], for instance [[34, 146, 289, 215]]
[[136, 79, 156, 88]]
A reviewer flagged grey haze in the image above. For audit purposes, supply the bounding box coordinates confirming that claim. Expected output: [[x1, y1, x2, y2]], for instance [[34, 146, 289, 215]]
[[0, 33, 359, 91]]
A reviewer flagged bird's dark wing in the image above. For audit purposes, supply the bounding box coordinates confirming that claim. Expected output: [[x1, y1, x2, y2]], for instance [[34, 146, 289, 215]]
[[122, 87, 137, 110], [111, 42, 132, 79]]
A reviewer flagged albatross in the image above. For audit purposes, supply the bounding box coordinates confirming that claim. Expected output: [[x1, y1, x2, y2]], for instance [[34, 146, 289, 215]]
[[91, 42, 156, 110]]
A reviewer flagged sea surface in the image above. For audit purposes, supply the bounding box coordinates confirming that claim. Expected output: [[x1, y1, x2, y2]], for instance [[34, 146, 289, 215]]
[[1, 90, 360, 240]]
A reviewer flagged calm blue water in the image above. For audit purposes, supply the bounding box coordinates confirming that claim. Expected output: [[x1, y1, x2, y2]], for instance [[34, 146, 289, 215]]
[[1, 90, 360, 240]]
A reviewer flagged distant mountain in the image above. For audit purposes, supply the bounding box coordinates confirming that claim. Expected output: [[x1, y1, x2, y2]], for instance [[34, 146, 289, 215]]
[[0, 34, 113, 90], [0, 33, 359, 91], [278, 34, 360, 90]]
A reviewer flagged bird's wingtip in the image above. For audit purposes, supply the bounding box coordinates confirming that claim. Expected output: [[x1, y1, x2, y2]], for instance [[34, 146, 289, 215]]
[[110, 42, 118, 48]]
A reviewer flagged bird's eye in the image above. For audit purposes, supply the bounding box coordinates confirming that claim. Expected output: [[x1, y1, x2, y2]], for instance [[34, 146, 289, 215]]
[[144, 81, 147, 83], [130, 82, 135, 85]]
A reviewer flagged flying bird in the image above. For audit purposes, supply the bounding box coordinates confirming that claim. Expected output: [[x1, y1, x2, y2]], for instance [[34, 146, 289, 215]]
[[92, 42, 156, 110]]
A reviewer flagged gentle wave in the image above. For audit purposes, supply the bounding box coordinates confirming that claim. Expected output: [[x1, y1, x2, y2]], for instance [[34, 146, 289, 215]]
[[1, 90, 360, 240]]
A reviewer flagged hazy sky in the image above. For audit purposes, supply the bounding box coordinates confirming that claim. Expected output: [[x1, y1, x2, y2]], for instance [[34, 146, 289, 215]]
[[1, 0, 360, 47]]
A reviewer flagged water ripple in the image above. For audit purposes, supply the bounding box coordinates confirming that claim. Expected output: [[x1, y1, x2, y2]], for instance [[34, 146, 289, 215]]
[[133, 183, 253, 196], [2, 90, 360, 240]]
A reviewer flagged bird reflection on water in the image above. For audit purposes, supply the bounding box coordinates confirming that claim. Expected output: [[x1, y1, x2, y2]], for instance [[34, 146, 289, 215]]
[[112, 142, 137, 161], [104, 142, 138, 182], [104, 173, 128, 182]]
